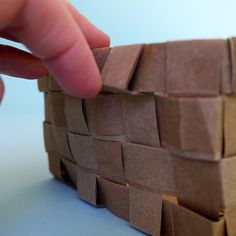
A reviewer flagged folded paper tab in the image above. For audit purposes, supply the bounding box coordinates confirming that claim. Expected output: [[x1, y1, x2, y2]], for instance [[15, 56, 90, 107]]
[[68, 133, 97, 170], [94, 139, 125, 184], [85, 94, 124, 136], [49, 92, 67, 127], [52, 126, 74, 161], [122, 94, 160, 147], [164, 200, 226, 236], [92, 47, 110, 72], [77, 166, 97, 206], [37, 76, 48, 92], [131, 43, 166, 93], [157, 96, 223, 161], [224, 96, 236, 157], [97, 176, 129, 221], [64, 95, 89, 135], [123, 142, 175, 194], [129, 185, 162, 236], [101, 44, 143, 92], [174, 155, 236, 220], [167, 40, 230, 96]]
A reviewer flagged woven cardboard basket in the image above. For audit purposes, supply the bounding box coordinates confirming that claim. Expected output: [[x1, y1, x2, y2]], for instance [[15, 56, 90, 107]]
[[38, 38, 236, 236]]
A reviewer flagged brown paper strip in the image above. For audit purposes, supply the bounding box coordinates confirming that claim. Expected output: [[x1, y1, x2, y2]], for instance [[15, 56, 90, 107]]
[[157, 95, 223, 161], [129, 185, 162, 236], [85, 94, 124, 136], [92, 47, 110, 72], [44, 93, 51, 123], [64, 95, 89, 135], [68, 133, 97, 170], [43, 122, 57, 153], [49, 92, 67, 127], [38, 76, 48, 92], [167, 40, 228, 96], [48, 152, 63, 180], [229, 38, 236, 93], [131, 43, 166, 93], [123, 142, 175, 194], [77, 166, 97, 206], [225, 206, 236, 236], [224, 95, 236, 157], [97, 176, 129, 221], [122, 94, 160, 147], [94, 139, 125, 184], [48, 74, 61, 91], [102, 44, 143, 92], [61, 158, 77, 186]]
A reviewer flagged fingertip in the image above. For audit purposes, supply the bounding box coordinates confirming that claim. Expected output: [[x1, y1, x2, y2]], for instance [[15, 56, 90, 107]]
[[0, 77, 4, 103]]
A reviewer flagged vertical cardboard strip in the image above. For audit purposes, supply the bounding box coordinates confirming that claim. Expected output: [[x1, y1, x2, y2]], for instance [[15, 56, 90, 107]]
[[61, 158, 77, 186], [38, 76, 49, 92], [64, 95, 89, 135], [77, 166, 97, 206], [48, 74, 61, 91], [225, 206, 236, 236], [43, 122, 57, 153], [68, 133, 97, 170], [44, 93, 51, 123], [229, 38, 236, 93], [49, 92, 67, 127], [224, 96, 236, 157], [122, 142, 176, 194], [94, 139, 125, 184], [85, 94, 124, 135], [97, 176, 129, 221], [122, 94, 160, 147], [173, 155, 224, 220], [102, 44, 143, 92], [129, 186, 162, 236], [48, 152, 63, 180]]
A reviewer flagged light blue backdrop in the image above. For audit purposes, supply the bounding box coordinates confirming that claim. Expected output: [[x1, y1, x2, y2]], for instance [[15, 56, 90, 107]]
[[1, 1, 236, 235]]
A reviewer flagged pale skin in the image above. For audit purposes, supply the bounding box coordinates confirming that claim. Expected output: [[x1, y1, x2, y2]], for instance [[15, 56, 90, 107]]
[[0, 0, 110, 103]]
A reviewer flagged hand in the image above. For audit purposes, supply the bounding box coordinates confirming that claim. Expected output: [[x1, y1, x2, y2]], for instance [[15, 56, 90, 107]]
[[0, 0, 110, 102]]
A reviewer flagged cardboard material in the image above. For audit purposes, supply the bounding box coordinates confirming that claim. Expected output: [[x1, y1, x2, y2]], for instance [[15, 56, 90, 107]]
[[77, 166, 97, 206], [94, 139, 125, 184], [156, 96, 223, 161], [92, 47, 110, 72], [174, 155, 236, 220], [97, 176, 129, 221], [64, 95, 89, 135], [48, 152, 63, 180], [43, 122, 57, 153], [48, 74, 61, 91], [44, 93, 51, 123], [131, 43, 166, 93], [102, 44, 143, 92], [129, 185, 162, 236], [61, 158, 77, 186], [38, 76, 48, 92], [122, 94, 160, 147], [169, 201, 226, 236], [85, 94, 124, 135], [230, 37, 236, 93], [52, 126, 74, 161], [167, 40, 229, 96], [49, 92, 67, 127], [123, 142, 175, 194], [225, 206, 236, 236], [224, 96, 236, 157], [68, 133, 97, 170]]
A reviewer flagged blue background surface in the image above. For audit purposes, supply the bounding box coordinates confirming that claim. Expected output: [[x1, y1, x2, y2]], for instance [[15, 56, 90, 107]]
[[1, 1, 236, 235]]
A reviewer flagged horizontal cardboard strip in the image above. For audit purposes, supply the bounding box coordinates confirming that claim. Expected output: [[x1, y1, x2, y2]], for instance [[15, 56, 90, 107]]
[[156, 95, 223, 161], [97, 176, 129, 221], [123, 142, 175, 194]]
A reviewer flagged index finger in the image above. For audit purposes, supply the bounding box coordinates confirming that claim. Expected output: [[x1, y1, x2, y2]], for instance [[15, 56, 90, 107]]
[[6, 0, 104, 98]]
